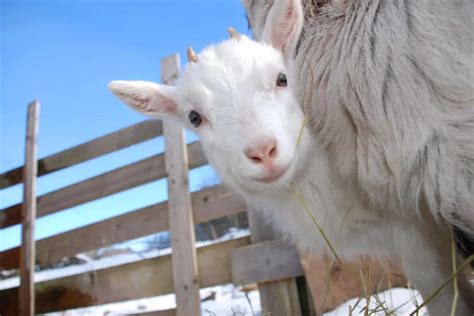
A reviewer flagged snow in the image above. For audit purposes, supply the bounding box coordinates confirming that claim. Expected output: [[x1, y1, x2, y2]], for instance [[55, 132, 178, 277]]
[[44, 284, 261, 316], [42, 285, 425, 315], [324, 287, 427, 316], [0, 227, 427, 315], [201, 285, 260, 316], [0, 228, 250, 291]]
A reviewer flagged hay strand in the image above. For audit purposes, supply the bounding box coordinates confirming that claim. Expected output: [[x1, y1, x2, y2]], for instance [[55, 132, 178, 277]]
[[409, 254, 473, 315], [289, 184, 342, 265]]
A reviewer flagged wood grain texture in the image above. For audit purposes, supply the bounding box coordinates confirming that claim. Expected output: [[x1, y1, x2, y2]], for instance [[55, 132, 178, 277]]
[[0, 185, 246, 270], [0, 120, 163, 190], [0, 141, 206, 230], [19, 101, 40, 316], [0, 237, 251, 315], [299, 253, 408, 314], [232, 238, 304, 285], [247, 208, 303, 316], [162, 53, 201, 316], [128, 310, 176, 316]]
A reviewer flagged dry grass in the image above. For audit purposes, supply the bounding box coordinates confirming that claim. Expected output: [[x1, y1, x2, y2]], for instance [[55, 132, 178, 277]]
[[288, 98, 474, 315], [289, 183, 343, 265], [247, 114, 472, 315], [450, 228, 459, 316], [409, 248, 473, 315]]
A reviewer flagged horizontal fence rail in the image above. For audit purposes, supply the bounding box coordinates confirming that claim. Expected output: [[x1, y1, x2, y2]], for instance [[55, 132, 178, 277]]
[[0, 120, 163, 190], [0, 235, 318, 315], [0, 237, 252, 315], [131, 311, 176, 316], [232, 239, 304, 285], [0, 116, 314, 315], [0, 141, 206, 230], [0, 185, 246, 269]]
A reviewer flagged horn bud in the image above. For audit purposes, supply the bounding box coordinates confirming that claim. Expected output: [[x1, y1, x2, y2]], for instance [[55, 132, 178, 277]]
[[187, 47, 198, 63], [227, 27, 241, 40]]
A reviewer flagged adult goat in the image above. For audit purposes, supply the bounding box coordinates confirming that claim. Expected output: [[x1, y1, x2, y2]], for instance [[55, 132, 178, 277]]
[[243, 0, 474, 314]]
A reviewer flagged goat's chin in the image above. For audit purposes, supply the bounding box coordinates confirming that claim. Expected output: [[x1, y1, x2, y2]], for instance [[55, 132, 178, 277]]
[[227, 177, 290, 197], [229, 157, 304, 196]]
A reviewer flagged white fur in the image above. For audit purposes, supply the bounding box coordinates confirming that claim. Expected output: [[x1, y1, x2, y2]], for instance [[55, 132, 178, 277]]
[[244, 1, 474, 315], [109, 8, 474, 314]]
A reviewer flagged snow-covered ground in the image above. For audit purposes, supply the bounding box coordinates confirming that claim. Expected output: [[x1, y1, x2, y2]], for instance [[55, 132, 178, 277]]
[[0, 228, 250, 290], [326, 287, 426, 315], [44, 284, 260, 316], [0, 227, 427, 315], [42, 285, 425, 315]]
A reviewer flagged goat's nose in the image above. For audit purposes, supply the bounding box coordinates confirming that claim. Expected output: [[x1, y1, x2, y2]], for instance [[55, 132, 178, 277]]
[[244, 138, 278, 166]]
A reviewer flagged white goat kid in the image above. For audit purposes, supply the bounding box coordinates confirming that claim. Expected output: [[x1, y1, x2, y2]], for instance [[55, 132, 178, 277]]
[[109, 23, 473, 316]]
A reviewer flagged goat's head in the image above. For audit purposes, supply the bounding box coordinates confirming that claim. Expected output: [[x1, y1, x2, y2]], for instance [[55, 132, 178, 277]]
[[109, 0, 305, 195]]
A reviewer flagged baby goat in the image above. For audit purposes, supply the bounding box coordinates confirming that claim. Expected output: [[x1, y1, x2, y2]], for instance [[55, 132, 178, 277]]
[[109, 30, 473, 315]]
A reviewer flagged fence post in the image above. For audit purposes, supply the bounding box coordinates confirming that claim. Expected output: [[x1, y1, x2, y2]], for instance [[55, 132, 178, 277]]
[[162, 54, 201, 315], [247, 208, 302, 316], [19, 100, 40, 316]]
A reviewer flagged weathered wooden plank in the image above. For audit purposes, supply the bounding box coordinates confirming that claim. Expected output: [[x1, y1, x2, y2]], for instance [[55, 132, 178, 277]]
[[0, 237, 251, 315], [162, 53, 201, 316], [259, 280, 302, 315], [0, 120, 163, 190], [128, 310, 176, 316], [298, 254, 408, 314], [0, 141, 207, 230], [247, 208, 302, 316], [295, 275, 317, 316], [19, 101, 40, 316], [231, 239, 304, 285], [0, 185, 245, 270]]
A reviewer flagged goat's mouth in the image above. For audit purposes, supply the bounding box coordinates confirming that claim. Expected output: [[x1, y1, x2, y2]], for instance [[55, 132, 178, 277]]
[[256, 167, 289, 184]]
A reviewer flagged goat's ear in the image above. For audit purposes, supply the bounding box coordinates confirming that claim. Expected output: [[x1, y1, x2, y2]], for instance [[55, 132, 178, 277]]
[[108, 80, 178, 119], [241, 0, 273, 40], [261, 0, 303, 60]]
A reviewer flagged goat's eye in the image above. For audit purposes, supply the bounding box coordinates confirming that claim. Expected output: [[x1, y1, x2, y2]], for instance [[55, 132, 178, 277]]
[[276, 73, 287, 87], [188, 110, 202, 127]]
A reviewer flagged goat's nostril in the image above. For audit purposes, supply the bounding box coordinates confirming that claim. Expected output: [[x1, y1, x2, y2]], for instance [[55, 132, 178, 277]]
[[268, 145, 277, 158], [245, 150, 264, 164], [250, 156, 262, 163]]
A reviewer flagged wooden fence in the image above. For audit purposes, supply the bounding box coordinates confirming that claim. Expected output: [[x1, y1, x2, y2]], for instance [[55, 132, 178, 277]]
[[0, 54, 407, 316], [0, 53, 316, 316]]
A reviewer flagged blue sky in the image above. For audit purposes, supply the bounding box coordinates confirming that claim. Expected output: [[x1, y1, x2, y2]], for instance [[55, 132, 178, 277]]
[[0, 0, 251, 251]]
